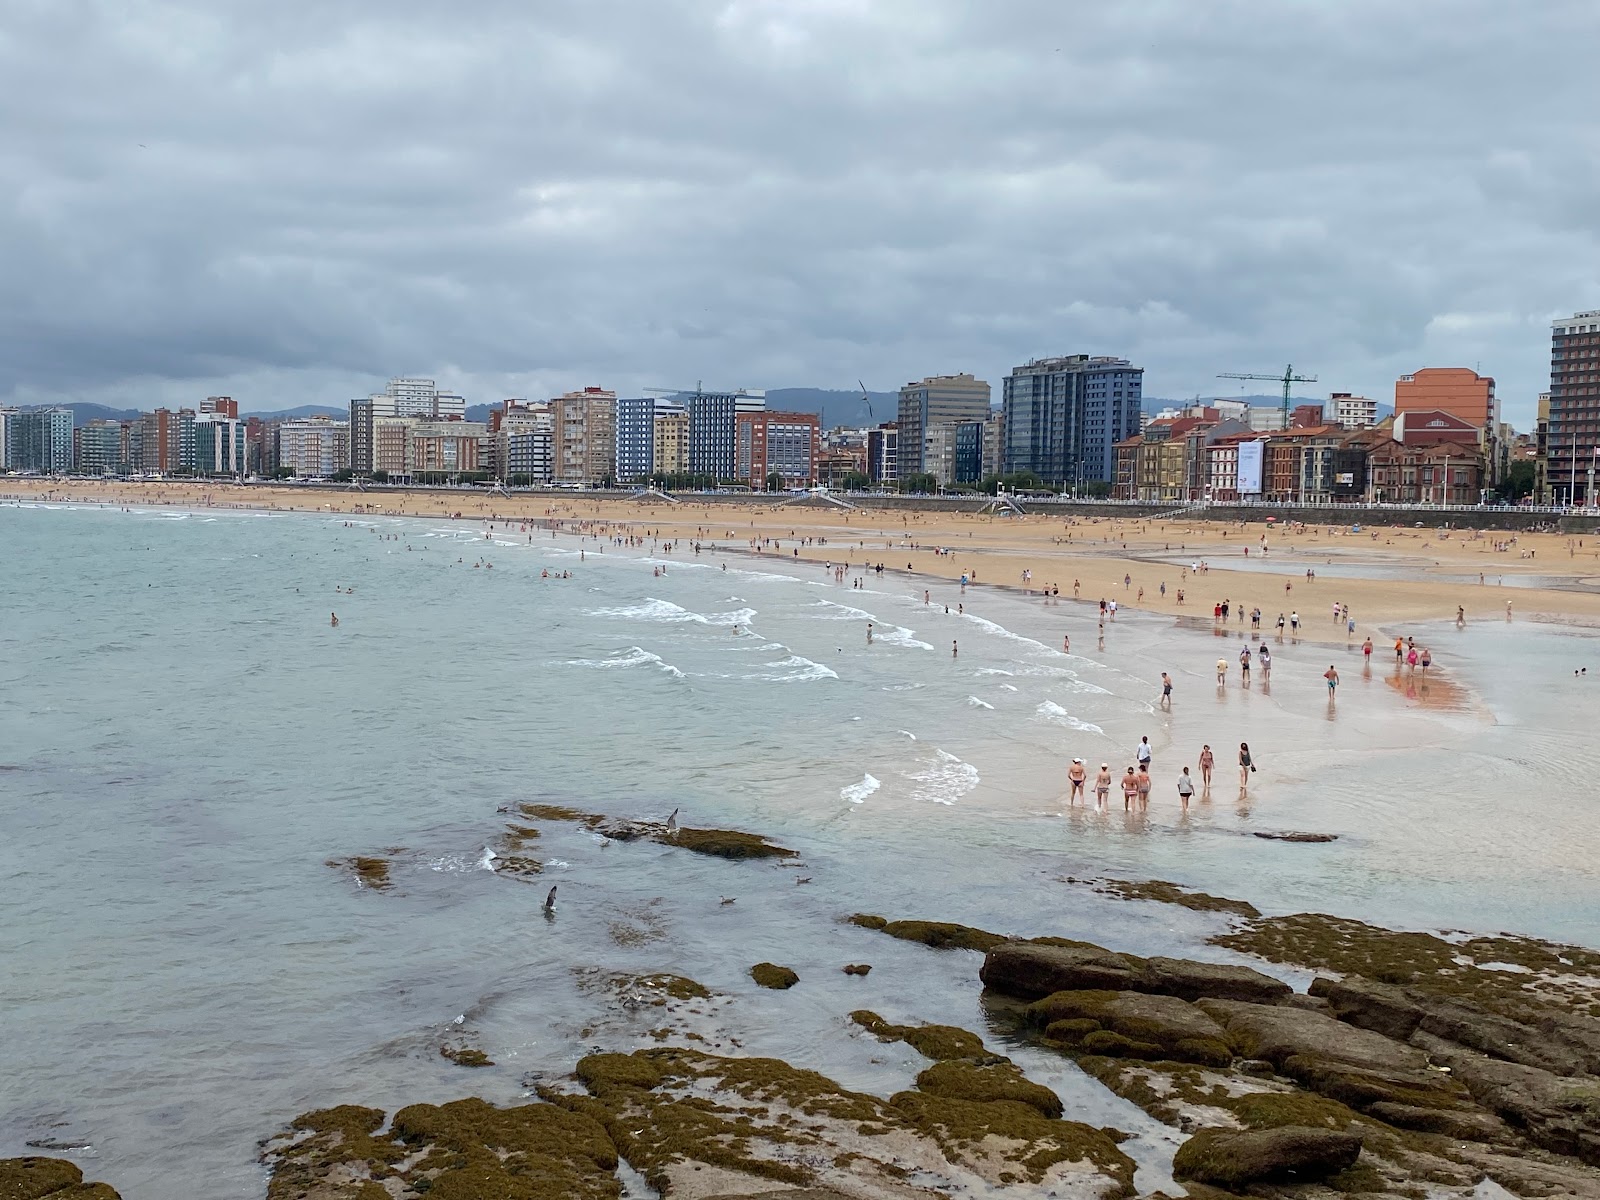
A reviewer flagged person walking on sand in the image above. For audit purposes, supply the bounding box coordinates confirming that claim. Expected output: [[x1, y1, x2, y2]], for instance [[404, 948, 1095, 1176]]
[[1407, 646, 1419, 671], [1395, 636, 1404, 664], [1136, 736, 1153, 769], [1239, 646, 1251, 683], [1324, 665, 1339, 695], [1160, 671, 1172, 710], [1199, 744, 1214, 788], [1420, 647, 1432, 670], [1094, 763, 1112, 807], [1239, 742, 1255, 789], [1362, 637, 1373, 663], [1177, 766, 1195, 810], [1216, 656, 1227, 685], [1067, 758, 1086, 804], [1135, 763, 1152, 807], [1290, 610, 1300, 634], [1121, 766, 1140, 810], [1258, 643, 1271, 678]]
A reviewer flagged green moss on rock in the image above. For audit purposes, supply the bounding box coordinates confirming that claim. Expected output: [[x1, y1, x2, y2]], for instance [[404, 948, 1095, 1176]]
[[752, 962, 800, 989], [914, 1060, 1064, 1118], [1096, 879, 1261, 918], [850, 1010, 987, 1061], [0, 1157, 123, 1199], [440, 1045, 494, 1067], [667, 827, 797, 860]]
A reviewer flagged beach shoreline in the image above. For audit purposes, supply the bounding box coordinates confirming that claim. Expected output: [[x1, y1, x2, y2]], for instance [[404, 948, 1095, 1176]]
[[13, 478, 1600, 652]]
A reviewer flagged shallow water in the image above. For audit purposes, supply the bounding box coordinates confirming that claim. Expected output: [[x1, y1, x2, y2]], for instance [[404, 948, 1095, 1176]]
[[2, 502, 1597, 1197]]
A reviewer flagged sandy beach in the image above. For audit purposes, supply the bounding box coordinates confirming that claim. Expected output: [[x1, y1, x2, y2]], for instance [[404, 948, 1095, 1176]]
[[13, 477, 1600, 647]]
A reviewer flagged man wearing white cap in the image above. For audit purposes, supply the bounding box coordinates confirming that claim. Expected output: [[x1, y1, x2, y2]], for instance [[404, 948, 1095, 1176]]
[[1067, 758, 1086, 804]]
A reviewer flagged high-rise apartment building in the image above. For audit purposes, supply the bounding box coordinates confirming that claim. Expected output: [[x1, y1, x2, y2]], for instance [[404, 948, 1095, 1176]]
[[653, 409, 689, 477], [75, 419, 125, 474], [866, 424, 898, 485], [1330, 393, 1378, 430], [735, 411, 820, 488], [276, 417, 350, 478], [552, 388, 617, 484], [896, 374, 990, 480], [194, 416, 247, 476], [616, 397, 687, 482], [5, 408, 74, 473], [1549, 311, 1600, 503], [688, 390, 765, 481], [1001, 355, 1142, 486], [350, 378, 460, 474], [201, 396, 239, 419]]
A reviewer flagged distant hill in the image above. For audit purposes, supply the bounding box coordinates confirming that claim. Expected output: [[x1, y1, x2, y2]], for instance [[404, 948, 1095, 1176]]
[[26, 402, 142, 427], [241, 404, 345, 420]]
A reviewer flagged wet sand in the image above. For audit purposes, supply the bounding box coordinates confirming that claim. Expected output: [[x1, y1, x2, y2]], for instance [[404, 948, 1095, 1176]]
[[13, 478, 1600, 652]]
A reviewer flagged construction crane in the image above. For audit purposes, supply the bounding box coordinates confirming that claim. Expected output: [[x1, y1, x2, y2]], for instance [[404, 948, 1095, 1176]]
[[1217, 364, 1318, 428]]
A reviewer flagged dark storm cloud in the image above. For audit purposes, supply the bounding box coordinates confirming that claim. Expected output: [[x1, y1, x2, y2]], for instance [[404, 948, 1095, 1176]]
[[2, 0, 1595, 422]]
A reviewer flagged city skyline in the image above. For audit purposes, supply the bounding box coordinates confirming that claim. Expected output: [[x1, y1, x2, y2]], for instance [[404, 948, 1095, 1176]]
[[4, 3, 1596, 428]]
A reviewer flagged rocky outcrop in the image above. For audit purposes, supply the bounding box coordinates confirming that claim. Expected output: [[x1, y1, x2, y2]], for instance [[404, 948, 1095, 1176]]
[[980, 940, 1291, 1005], [1417, 1037, 1600, 1166], [0, 1157, 121, 1199], [1026, 989, 1233, 1066], [1171, 1125, 1363, 1187]]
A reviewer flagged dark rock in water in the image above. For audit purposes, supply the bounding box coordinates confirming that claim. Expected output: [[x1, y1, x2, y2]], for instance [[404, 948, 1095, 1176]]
[[0, 1157, 121, 1198], [751, 962, 799, 989], [981, 940, 1290, 1005], [851, 915, 1008, 951], [595, 819, 649, 841], [1093, 878, 1262, 918], [667, 827, 797, 860], [1254, 830, 1339, 842], [841, 963, 871, 975], [1172, 1125, 1363, 1187], [980, 942, 1141, 998], [850, 1011, 986, 1061], [440, 1044, 494, 1067], [22, 1139, 93, 1152]]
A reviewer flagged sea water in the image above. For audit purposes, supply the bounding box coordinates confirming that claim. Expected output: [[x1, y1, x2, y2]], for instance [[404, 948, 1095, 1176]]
[[2, 502, 1597, 1198]]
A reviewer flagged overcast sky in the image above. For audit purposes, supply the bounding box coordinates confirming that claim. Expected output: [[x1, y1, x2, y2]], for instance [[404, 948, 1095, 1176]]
[[4, 1, 1595, 426]]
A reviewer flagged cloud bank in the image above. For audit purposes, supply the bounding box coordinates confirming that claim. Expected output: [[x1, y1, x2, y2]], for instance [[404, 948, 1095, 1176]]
[[3, 0, 1595, 425]]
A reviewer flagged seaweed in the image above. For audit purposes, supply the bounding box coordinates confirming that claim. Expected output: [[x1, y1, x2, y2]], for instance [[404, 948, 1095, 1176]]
[[849, 1010, 987, 1061], [751, 963, 799, 989]]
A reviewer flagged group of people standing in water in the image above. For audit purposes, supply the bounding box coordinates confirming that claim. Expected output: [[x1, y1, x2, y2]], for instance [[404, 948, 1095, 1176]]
[[1067, 738, 1255, 810]]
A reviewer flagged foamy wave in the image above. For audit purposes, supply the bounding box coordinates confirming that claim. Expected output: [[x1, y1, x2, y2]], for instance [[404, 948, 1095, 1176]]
[[960, 613, 1052, 653], [966, 696, 995, 710], [587, 597, 754, 628], [999, 684, 1019, 692], [477, 846, 498, 870], [898, 730, 918, 740], [841, 774, 881, 804], [907, 749, 979, 806], [808, 600, 931, 649], [758, 655, 838, 682], [1035, 701, 1104, 734], [567, 647, 685, 677]]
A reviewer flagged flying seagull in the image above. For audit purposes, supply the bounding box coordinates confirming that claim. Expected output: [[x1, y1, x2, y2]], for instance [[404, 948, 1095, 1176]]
[[665, 807, 679, 835], [542, 885, 557, 913]]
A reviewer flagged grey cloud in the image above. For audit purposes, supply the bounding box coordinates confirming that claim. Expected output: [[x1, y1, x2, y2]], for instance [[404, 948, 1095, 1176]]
[[2, 0, 1596, 422]]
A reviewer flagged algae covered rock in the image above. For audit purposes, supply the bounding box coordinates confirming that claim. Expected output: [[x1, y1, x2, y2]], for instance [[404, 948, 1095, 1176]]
[[262, 1097, 620, 1200], [1027, 989, 1233, 1066], [558, 1046, 1135, 1196], [850, 1010, 987, 1061], [0, 1157, 121, 1199], [851, 915, 1007, 952], [913, 1059, 1064, 1118], [666, 827, 796, 860], [751, 962, 799, 989], [1171, 1124, 1363, 1188]]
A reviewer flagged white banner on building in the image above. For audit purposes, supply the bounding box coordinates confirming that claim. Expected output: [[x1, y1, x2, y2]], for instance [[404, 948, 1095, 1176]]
[[1237, 440, 1264, 494]]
